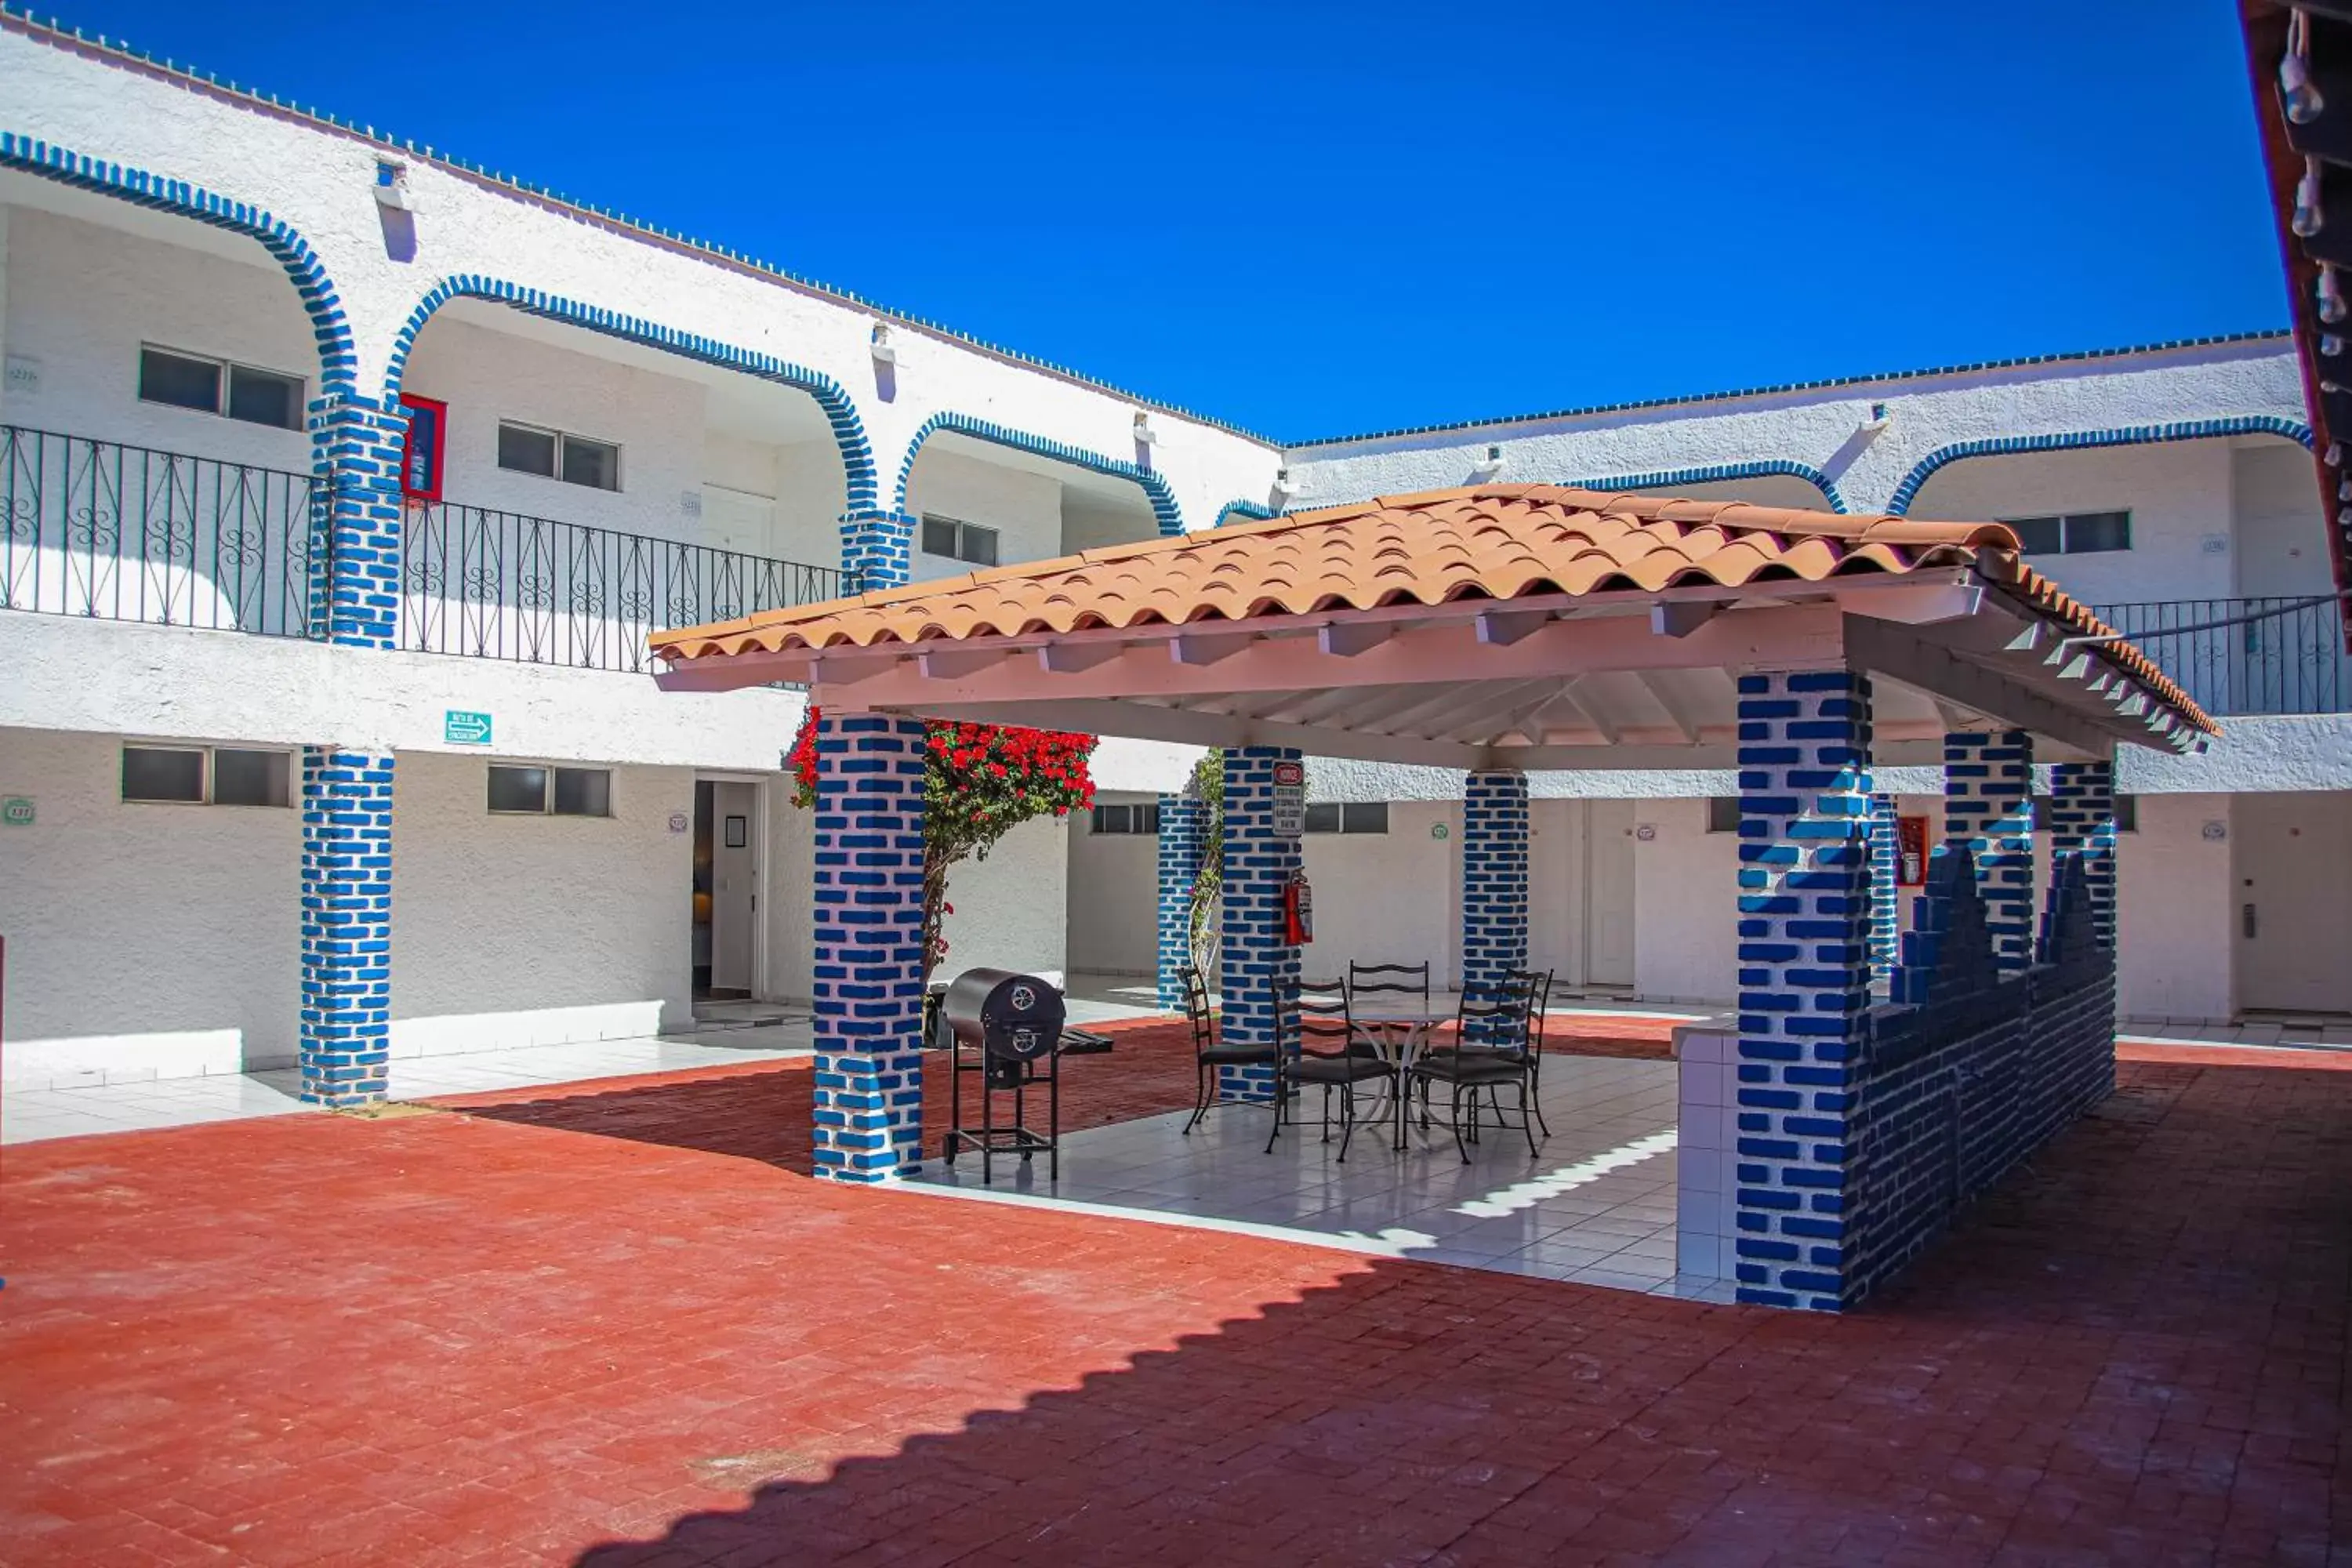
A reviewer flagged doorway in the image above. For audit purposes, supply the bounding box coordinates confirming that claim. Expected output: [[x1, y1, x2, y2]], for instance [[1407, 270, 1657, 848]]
[[1528, 799, 1637, 993], [2233, 793, 2352, 1017], [692, 777, 763, 1004]]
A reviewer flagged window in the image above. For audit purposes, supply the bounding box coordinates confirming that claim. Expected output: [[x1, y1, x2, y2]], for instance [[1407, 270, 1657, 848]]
[[1088, 802, 1161, 834], [2002, 510, 2132, 557], [1706, 796, 1742, 833], [488, 764, 612, 816], [1305, 802, 1388, 834], [137, 347, 305, 430], [121, 744, 290, 807], [497, 422, 620, 492], [920, 514, 1000, 567]]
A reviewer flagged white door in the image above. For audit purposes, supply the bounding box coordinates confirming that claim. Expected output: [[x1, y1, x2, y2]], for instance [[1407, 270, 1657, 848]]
[[1583, 800, 1637, 988], [1527, 799, 1582, 984], [2234, 793, 2352, 1014], [702, 485, 779, 558], [710, 780, 760, 994]]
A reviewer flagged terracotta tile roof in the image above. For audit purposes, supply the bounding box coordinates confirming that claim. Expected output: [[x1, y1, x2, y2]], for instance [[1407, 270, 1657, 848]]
[[652, 485, 2215, 735]]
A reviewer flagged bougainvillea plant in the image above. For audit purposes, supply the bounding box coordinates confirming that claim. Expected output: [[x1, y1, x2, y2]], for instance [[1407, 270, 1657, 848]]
[[789, 707, 1097, 985]]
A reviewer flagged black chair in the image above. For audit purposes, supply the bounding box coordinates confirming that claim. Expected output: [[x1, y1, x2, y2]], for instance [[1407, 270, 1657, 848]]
[[1178, 964, 1278, 1134], [1266, 976, 1396, 1161], [1346, 960, 1431, 1059], [1409, 973, 1541, 1162]]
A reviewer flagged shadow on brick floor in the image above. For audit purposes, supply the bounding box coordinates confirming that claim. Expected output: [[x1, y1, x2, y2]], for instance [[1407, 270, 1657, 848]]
[[553, 1058, 2350, 1566]]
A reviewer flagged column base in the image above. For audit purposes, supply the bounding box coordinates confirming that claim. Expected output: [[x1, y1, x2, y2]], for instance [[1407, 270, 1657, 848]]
[[811, 1050, 925, 1181]]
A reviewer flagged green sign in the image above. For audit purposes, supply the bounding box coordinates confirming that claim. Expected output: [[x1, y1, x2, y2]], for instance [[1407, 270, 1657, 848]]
[[1, 796, 31, 826], [444, 710, 493, 746]]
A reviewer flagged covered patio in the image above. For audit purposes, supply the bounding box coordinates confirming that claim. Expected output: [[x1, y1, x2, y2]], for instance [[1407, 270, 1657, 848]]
[[652, 485, 2214, 1311]]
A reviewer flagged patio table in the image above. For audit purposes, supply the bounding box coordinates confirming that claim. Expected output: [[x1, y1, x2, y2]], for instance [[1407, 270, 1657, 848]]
[[1347, 1001, 1449, 1149]]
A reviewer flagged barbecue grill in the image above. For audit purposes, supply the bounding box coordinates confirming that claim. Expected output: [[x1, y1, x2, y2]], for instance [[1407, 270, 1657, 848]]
[[938, 967, 1111, 1181]]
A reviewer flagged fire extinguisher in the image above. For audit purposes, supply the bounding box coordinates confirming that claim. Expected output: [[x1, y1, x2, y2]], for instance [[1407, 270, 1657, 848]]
[[1282, 868, 1315, 946]]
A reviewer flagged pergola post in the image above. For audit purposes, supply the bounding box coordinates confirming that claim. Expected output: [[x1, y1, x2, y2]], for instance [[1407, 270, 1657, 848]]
[[809, 709, 930, 1181], [1943, 730, 2035, 973], [1155, 793, 1205, 1010], [1733, 669, 1875, 1311], [1217, 746, 1301, 1102], [1461, 771, 1531, 1036], [2046, 761, 2118, 950], [1867, 793, 1899, 987]]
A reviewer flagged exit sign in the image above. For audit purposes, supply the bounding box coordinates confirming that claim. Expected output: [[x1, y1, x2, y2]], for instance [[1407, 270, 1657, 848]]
[[444, 710, 493, 746]]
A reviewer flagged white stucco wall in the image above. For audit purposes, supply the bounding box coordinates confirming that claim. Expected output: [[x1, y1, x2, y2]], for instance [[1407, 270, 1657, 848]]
[[2117, 793, 2236, 1025], [1285, 338, 2307, 521], [1629, 797, 1737, 1004], [0, 727, 300, 1084], [0, 205, 318, 471], [1300, 801, 1461, 989], [935, 814, 1068, 980], [906, 445, 1064, 579], [1065, 800, 1159, 976], [389, 749, 693, 1054]]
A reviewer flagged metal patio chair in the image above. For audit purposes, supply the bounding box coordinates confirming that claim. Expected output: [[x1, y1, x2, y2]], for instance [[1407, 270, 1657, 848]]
[[1178, 964, 1278, 1134], [1409, 972, 1541, 1162], [1267, 975, 1396, 1161]]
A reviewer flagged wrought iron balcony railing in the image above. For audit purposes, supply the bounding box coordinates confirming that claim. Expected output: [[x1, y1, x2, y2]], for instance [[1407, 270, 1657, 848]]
[[399, 500, 840, 674], [0, 426, 843, 676], [1, 423, 318, 637], [2092, 596, 2352, 718]]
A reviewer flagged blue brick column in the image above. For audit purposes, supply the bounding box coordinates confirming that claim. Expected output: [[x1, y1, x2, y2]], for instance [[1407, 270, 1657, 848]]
[[810, 710, 930, 1181], [840, 508, 916, 593], [2046, 761, 2117, 951], [1943, 731, 2035, 973], [1734, 669, 1875, 1312], [1218, 747, 1301, 1102], [299, 748, 393, 1105], [310, 395, 408, 649], [294, 394, 408, 1105], [1867, 793, 1899, 985], [1461, 771, 1531, 1040], [1156, 795, 1206, 1011]]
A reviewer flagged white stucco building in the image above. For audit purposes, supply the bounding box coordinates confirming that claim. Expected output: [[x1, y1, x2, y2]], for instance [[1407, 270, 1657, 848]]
[[2, 13, 2344, 1091]]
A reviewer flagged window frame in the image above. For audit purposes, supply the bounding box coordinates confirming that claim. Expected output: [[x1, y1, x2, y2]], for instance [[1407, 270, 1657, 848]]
[[486, 762, 615, 818], [1305, 801, 1390, 834], [919, 512, 1001, 567], [1087, 802, 1161, 835], [120, 742, 293, 808], [136, 344, 306, 431], [2000, 510, 2133, 557], [495, 419, 622, 492]]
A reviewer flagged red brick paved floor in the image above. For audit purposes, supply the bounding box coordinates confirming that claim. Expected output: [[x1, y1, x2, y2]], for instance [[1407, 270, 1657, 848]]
[[2, 1048, 2343, 1566]]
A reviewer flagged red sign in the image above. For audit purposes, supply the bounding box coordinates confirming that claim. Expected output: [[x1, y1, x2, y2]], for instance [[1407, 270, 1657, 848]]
[[1272, 760, 1305, 787], [397, 394, 447, 502], [1896, 815, 1929, 886]]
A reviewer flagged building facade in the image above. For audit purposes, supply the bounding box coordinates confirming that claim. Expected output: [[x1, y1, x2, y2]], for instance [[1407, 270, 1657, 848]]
[[1, 14, 2344, 1094]]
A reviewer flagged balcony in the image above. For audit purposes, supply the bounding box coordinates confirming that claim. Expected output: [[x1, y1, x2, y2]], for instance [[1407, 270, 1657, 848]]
[[0, 424, 840, 675], [2092, 597, 2352, 718]]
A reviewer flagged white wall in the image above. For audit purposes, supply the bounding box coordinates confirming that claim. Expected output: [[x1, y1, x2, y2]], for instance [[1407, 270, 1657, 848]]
[[0, 727, 300, 1084], [390, 749, 694, 1054], [1630, 797, 1737, 1004], [935, 814, 1069, 980], [0, 205, 319, 470], [1300, 801, 1459, 988], [2117, 793, 2235, 1025], [1904, 438, 2241, 604], [1065, 799, 1159, 976], [907, 446, 1064, 578]]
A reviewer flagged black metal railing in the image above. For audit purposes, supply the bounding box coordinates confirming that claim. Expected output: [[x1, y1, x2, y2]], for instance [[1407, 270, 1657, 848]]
[[0, 423, 317, 637], [2092, 596, 2352, 717], [400, 499, 840, 673]]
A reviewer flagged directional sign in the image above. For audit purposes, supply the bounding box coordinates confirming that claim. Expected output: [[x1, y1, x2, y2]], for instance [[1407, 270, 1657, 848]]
[[444, 710, 493, 746]]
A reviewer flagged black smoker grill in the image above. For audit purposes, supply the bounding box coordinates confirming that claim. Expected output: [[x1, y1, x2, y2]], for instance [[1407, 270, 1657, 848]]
[[939, 967, 1111, 1182]]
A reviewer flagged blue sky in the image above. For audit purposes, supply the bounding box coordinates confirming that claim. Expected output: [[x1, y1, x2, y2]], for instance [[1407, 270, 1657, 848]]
[[43, 1, 2286, 440]]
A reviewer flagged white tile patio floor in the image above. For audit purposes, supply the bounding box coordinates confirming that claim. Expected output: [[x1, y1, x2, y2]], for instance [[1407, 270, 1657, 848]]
[[906, 1053, 1731, 1300]]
